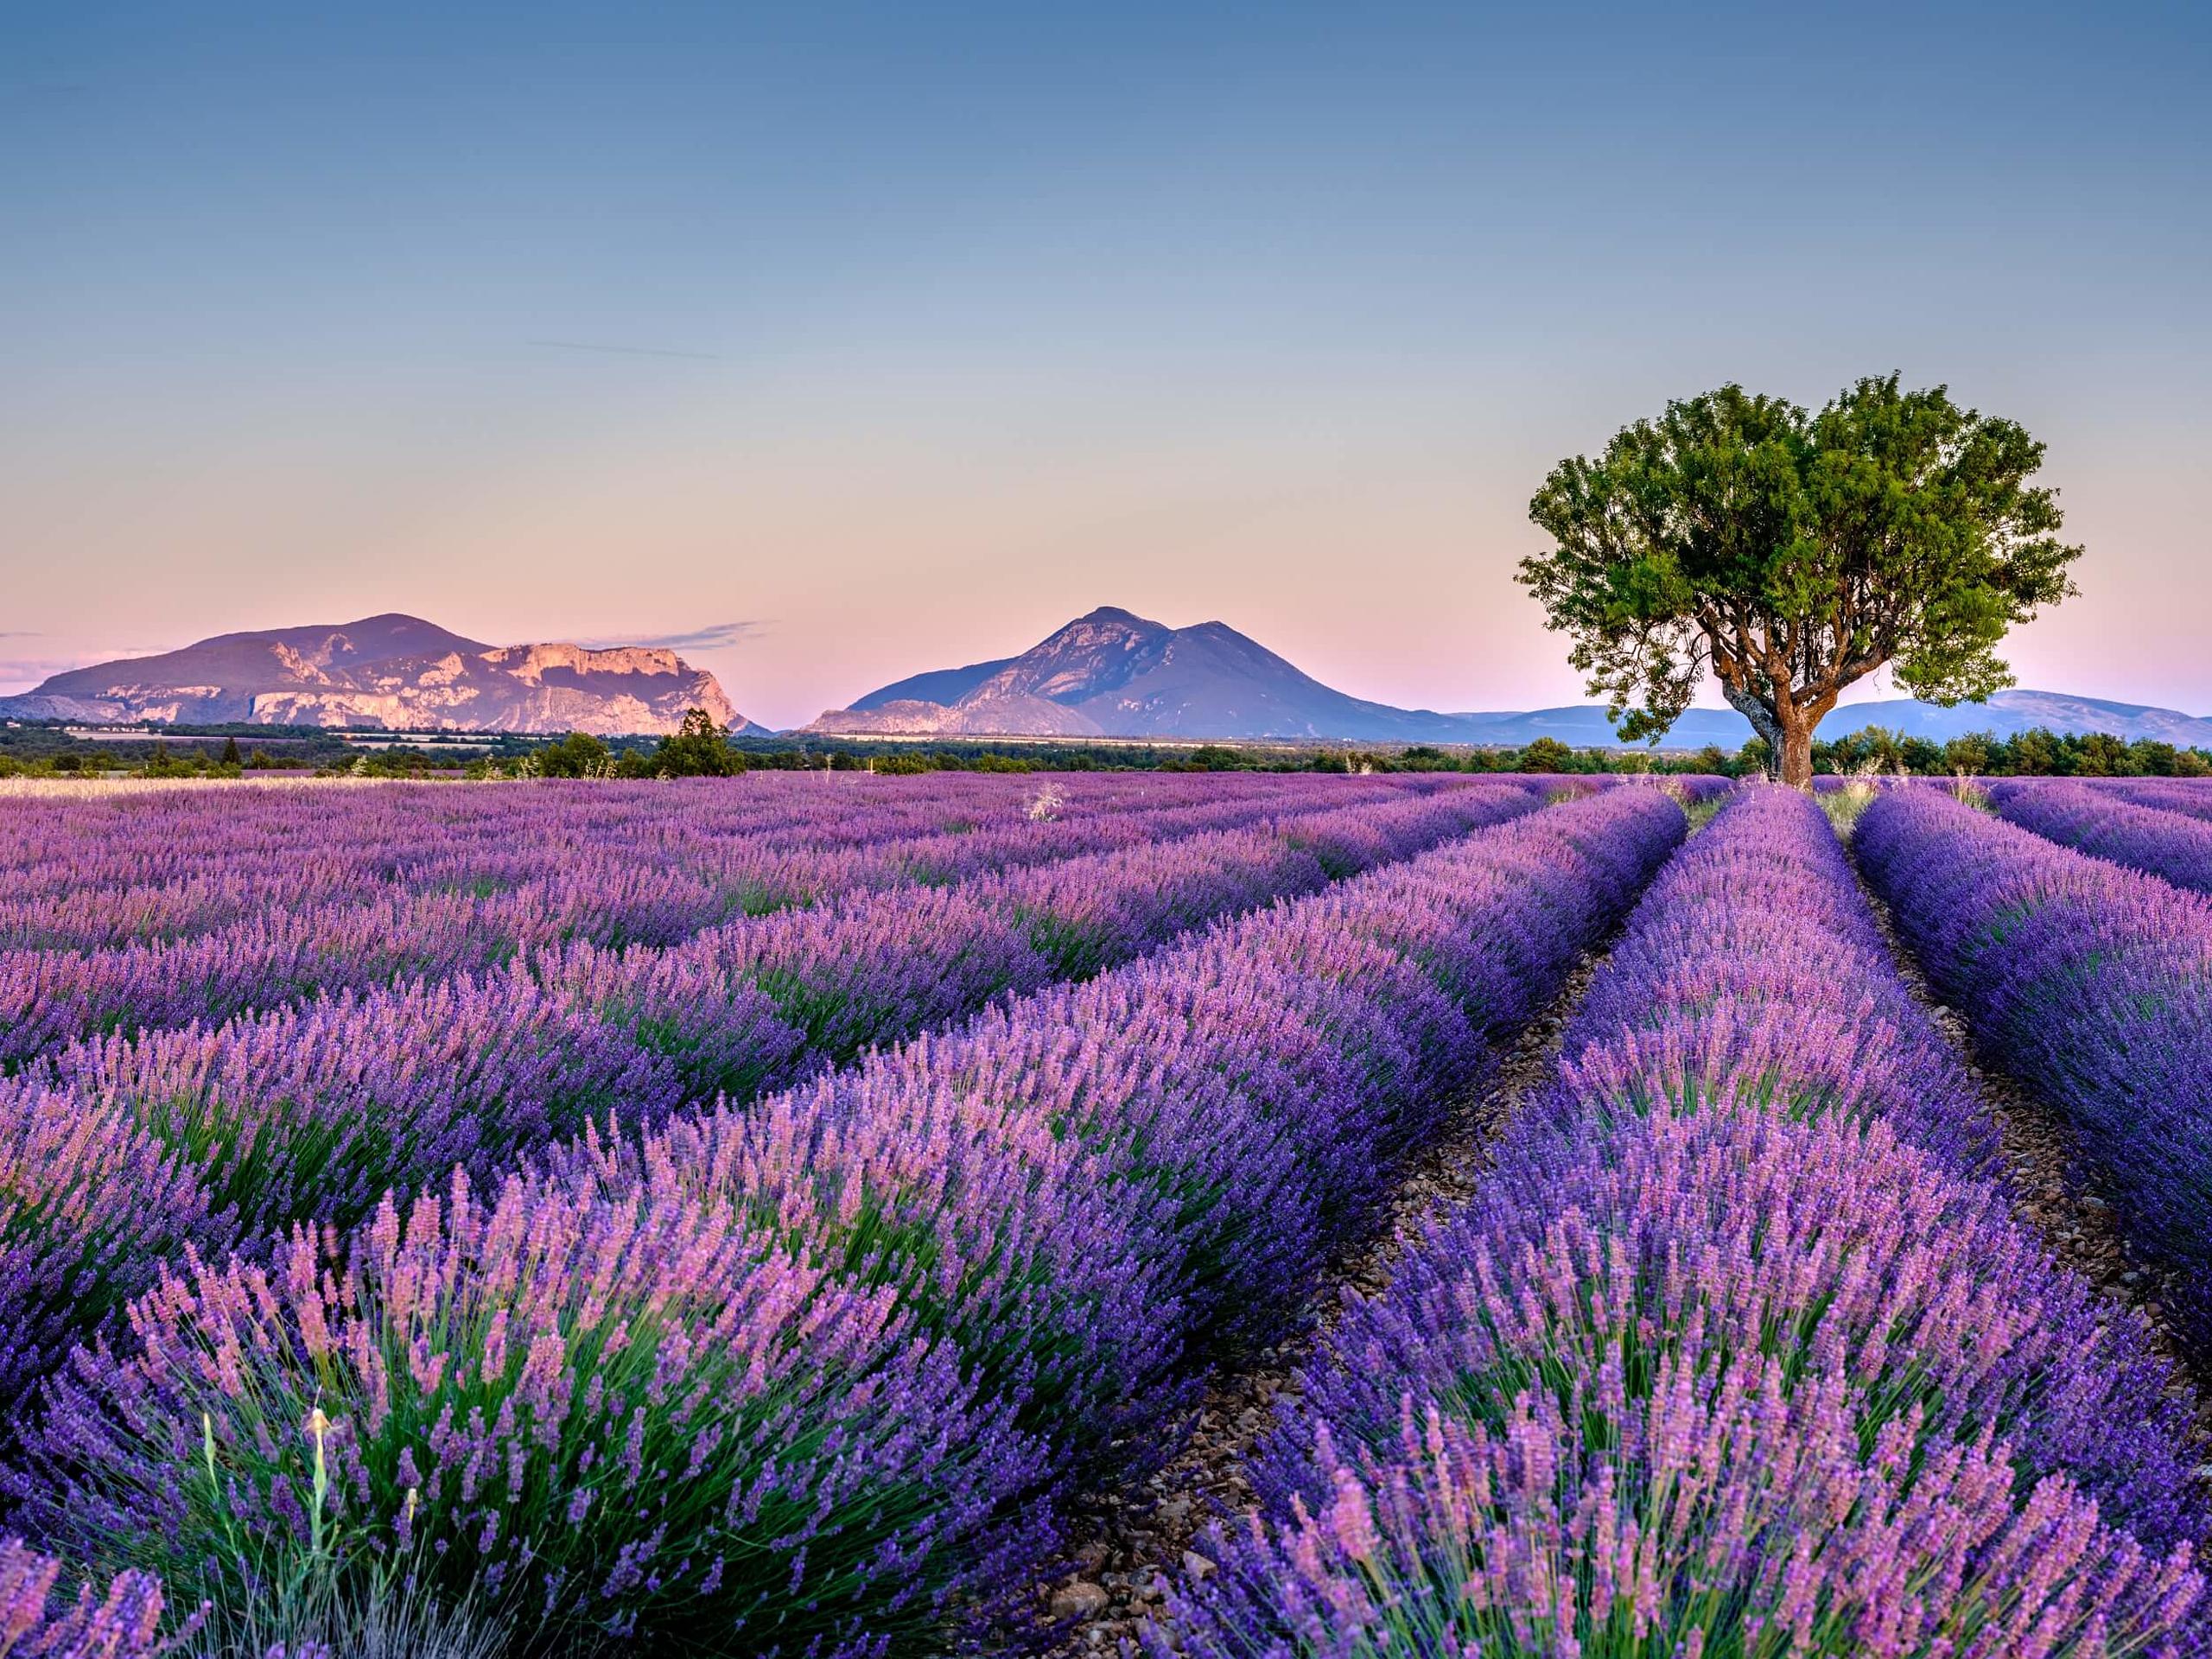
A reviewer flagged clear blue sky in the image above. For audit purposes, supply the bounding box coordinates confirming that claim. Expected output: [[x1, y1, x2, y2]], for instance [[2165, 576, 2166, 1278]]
[[4, 2, 2208, 728]]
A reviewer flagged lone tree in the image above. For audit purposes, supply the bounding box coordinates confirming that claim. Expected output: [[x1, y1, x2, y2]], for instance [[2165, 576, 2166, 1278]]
[[1518, 376, 2080, 786], [652, 708, 744, 778]]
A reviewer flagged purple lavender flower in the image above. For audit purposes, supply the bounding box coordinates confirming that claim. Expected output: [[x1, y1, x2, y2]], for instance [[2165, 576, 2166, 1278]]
[[19, 781, 1539, 1262], [1157, 787, 2205, 1657], [1858, 785, 2212, 1352], [0, 1535, 194, 1657], [16, 786, 1685, 1649], [1990, 777, 2212, 894], [1, 774, 1473, 1061], [0, 1081, 231, 1424], [18, 1170, 1040, 1654], [2088, 777, 2212, 828]]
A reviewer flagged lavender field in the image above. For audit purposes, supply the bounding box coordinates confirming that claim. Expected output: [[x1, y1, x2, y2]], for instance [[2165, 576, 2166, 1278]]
[[6, 769, 2212, 1657]]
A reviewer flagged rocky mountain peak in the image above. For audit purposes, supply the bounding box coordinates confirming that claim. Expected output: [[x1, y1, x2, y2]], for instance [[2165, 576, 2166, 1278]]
[[5, 614, 753, 735]]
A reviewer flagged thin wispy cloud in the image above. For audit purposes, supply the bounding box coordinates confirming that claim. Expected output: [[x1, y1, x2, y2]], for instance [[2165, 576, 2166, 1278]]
[[582, 621, 769, 653], [526, 339, 723, 361]]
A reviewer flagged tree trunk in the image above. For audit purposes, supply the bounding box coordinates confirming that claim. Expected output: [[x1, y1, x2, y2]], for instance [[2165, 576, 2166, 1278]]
[[1777, 714, 1815, 789], [1719, 686, 1786, 778]]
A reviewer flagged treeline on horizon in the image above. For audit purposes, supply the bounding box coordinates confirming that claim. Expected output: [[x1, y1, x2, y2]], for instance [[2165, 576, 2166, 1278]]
[[3, 709, 2209, 782]]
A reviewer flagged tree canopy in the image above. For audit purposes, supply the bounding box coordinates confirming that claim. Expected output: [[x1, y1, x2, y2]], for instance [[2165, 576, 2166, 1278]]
[[1517, 375, 2080, 785], [652, 709, 745, 778], [534, 730, 613, 779]]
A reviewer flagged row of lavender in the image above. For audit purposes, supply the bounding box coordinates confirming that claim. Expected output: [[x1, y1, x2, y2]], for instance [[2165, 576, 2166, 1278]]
[[2079, 777, 2212, 827], [1984, 777, 2212, 896], [1859, 783, 2212, 1356], [0, 772, 1322, 927], [1161, 787, 2205, 1655], [0, 786, 1688, 1652], [2, 776, 1501, 1058], [0, 772, 1095, 945], [2, 772, 1489, 1652], [2, 775, 1726, 956], [0, 781, 1552, 1433]]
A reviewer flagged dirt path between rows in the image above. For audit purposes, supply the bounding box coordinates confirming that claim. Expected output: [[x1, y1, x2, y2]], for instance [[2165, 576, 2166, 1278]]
[[1028, 939, 1613, 1655], [1841, 829, 2212, 1451]]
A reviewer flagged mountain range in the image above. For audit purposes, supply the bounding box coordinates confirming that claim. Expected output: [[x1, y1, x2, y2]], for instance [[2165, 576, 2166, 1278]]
[[809, 607, 2212, 749], [0, 615, 755, 736], [8, 606, 2206, 749]]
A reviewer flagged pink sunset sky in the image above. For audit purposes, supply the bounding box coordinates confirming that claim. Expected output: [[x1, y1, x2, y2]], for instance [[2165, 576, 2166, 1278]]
[[4, 6, 2206, 731]]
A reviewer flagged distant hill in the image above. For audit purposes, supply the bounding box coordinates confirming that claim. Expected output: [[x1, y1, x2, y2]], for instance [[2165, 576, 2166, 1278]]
[[810, 606, 1499, 741], [15, 605, 2201, 749], [1439, 695, 2212, 749], [808, 606, 2212, 748], [0, 614, 760, 737]]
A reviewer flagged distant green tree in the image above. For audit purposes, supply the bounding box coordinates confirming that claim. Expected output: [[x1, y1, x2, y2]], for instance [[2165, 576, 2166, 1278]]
[[535, 731, 612, 779], [1835, 727, 1905, 773], [219, 735, 243, 766], [1900, 736, 1945, 774], [1941, 733, 1994, 776], [652, 709, 743, 778], [2007, 728, 2062, 775], [1183, 745, 1245, 772], [2129, 739, 2181, 777], [1520, 736, 1574, 772], [1520, 376, 2080, 785], [2073, 732, 2133, 776]]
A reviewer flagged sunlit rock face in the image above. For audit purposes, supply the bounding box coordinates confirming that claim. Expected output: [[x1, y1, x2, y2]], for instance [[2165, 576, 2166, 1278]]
[[6, 614, 749, 735]]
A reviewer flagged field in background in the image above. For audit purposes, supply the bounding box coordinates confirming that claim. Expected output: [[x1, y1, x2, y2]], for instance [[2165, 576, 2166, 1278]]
[[3, 770, 2210, 1656]]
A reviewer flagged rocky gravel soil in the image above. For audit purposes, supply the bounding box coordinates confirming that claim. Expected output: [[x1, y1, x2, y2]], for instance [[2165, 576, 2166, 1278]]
[[1029, 944, 1611, 1656], [1844, 836, 2212, 1453]]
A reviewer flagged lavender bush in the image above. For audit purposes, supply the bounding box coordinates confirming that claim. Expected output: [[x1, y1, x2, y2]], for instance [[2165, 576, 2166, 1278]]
[[44, 968, 705, 1240], [27, 787, 1537, 1256], [1857, 784, 2212, 1353], [0, 1535, 188, 1657], [1157, 788, 2204, 1657], [0, 1084, 231, 1422], [2091, 778, 2212, 827], [1557, 786, 2002, 1178], [19, 1175, 1038, 1655], [0, 774, 1469, 1063], [1989, 778, 2212, 895], [1171, 1116, 2204, 1658], [16, 788, 1685, 1651], [556, 788, 1684, 1461]]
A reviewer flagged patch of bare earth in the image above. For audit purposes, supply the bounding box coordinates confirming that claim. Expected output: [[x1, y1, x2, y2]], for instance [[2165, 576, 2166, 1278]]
[[1027, 944, 1611, 1656]]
